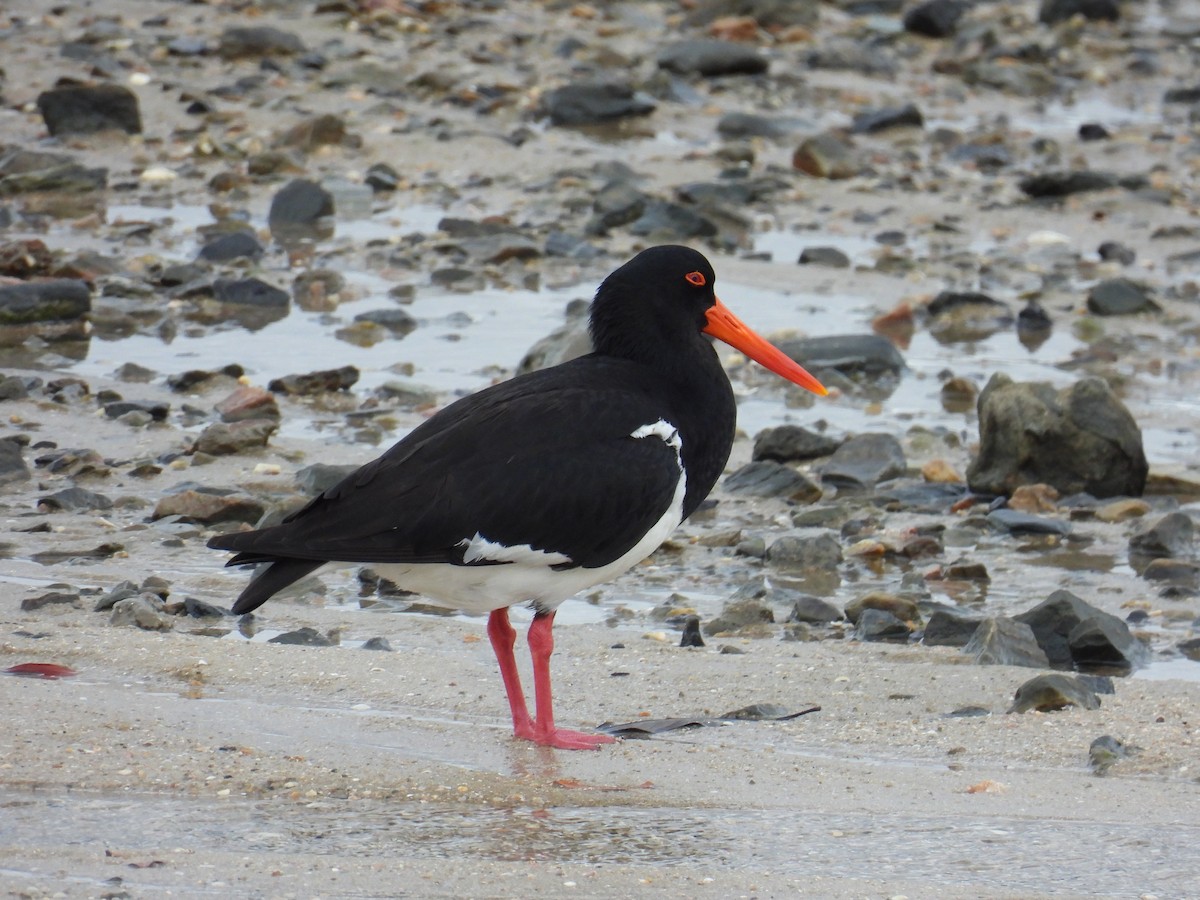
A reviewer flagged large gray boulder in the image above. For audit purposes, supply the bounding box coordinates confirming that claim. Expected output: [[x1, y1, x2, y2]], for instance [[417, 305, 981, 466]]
[[967, 374, 1147, 498]]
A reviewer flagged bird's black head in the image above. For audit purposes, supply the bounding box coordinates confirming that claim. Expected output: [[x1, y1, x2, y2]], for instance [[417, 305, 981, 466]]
[[589, 245, 718, 368]]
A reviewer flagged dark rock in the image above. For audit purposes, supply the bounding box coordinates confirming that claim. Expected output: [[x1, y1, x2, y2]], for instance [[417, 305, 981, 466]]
[[0, 161, 107, 197], [703, 598, 773, 636], [354, 308, 418, 336], [1038, 0, 1119, 25], [152, 489, 267, 525], [753, 425, 840, 463], [685, 0, 819, 30], [1078, 122, 1110, 141], [268, 627, 334, 647], [268, 366, 359, 395], [361, 636, 394, 651], [986, 508, 1072, 536], [1178, 637, 1200, 662], [0, 239, 54, 277], [0, 280, 91, 324], [1097, 241, 1136, 265], [777, 334, 905, 376], [192, 420, 277, 456], [680, 614, 705, 647], [822, 433, 906, 490], [20, 590, 82, 612], [1140, 558, 1200, 587], [903, 0, 970, 37], [855, 608, 911, 642], [1086, 278, 1159, 316], [716, 112, 800, 139], [218, 26, 306, 60], [805, 39, 897, 76], [184, 598, 230, 618], [788, 594, 844, 625], [37, 487, 113, 512], [198, 231, 264, 262], [850, 103, 923, 134], [541, 82, 656, 127], [963, 617, 1051, 667], [0, 375, 40, 400], [766, 532, 843, 570], [922, 608, 985, 647], [103, 400, 169, 422], [167, 365, 245, 392], [364, 163, 400, 193], [798, 246, 850, 268], [1019, 170, 1120, 198], [1089, 734, 1135, 774], [268, 179, 335, 238], [1014, 589, 1142, 671], [927, 291, 1013, 343], [213, 278, 290, 308], [93, 581, 140, 612], [724, 460, 821, 502], [1163, 86, 1200, 104], [967, 374, 1147, 499], [37, 84, 142, 136], [628, 201, 718, 240], [1008, 673, 1100, 713], [1129, 512, 1194, 558], [0, 438, 31, 486], [657, 40, 768, 77]]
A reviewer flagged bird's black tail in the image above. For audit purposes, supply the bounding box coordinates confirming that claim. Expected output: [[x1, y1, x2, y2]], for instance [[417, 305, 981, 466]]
[[225, 555, 325, 615]]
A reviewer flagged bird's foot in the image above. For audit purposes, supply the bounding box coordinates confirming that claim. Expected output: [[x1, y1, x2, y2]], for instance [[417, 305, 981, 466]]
[[515, 723, 617, 751]]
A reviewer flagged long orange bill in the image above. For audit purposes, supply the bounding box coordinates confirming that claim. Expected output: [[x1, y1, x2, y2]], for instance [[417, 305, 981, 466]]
[[703, 297, 828, 396]]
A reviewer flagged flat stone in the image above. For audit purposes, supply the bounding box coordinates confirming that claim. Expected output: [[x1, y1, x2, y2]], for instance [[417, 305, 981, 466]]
[[37, 487, 113, 512], [218, 25, 306, 59], [1008, 673, 1100, 713], [922, 608, 985, 647], [776, 334, 905, 377], [37, 84, 142, 136], [0, 280, 91, 324], [844, 591, 919, 625], [192, 420, 277, 456], [822, 433, 907, 490], [724, 460, 821, 502], [268, 366, 359, 395], [855, 608, 911, 642], [963, 618, 1050, 667], [903, 0, 970, 36], [1129, 511, 1194, 558], [766, 532, 843, 571], [657, 39, 768, 77], [753, 425, 840, 463], [541, 82, 656, 127], [1087, 278, 1159, 316], [111, 595, 174, 631], [152, 489, 267, 525], [215, 385, 280, 423]]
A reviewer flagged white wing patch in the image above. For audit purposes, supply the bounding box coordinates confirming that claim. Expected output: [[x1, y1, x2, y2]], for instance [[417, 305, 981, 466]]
[[457, 532, 572, 566], [631, 419, 682, 461]]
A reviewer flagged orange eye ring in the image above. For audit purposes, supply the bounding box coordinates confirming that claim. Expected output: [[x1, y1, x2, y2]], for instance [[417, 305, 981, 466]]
[[684, 271, 706, 287]]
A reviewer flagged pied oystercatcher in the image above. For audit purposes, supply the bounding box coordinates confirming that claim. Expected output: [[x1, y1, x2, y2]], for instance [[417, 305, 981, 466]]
[[209, 245, 827, 749]]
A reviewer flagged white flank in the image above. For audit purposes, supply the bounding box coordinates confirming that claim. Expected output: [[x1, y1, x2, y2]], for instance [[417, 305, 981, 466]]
[[457, 532, 572, 566], [369, 419, 688, 615]]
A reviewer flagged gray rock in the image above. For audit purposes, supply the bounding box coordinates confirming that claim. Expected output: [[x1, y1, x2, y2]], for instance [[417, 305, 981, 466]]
[[788, 594, 844, 625], [967, 374, 1147, 498], [37, 487, 113, 512], [798, 246, 850, 268], [986, 508, 1072, 536], [0, 280, 91, 324], [152, 489, 268, 525], [268, 179, 335, 239], [717, 112, 801, 139], [822, 433, 906, 490], [184, 598, 231, 618], [844, 591, 919, 625], [850, 103, 923, 134], [218, 25, 306, 59], [776, 334, 905, 376], [657, 40, 768, 77], [20, 590, 82, 612], [37, 84, 142, 136], [963, 618, 1050, 667], [354, 308, 418, 336], [855, 608, 911, 642], [93, 581, 140, 612], [362, 636, 394, 651], [628, 201, 718, 240], [1008, 673, 1100, 713], [1129, 511, 1194, 558], [517, 312, 591, 374], [198, 231, 264, 262], [213, 278, 290, 308], [111, 595, 174, 631], [703, 598, 774, 636], [792, 132, 861, 180], [765, 532, 843, 570], [1098, 241, 1136, 265], [269, 627, 334, 646], [752, 425, 840, 463], [541, 82, 656, 127], [192, 420, 277, 456], [724, 460, 821, 501], [268, 366, 359, 395], [1086, 278, 1159, 316], [0, 438, 30, 486], [296, 463, 358, 496], [1019, 170, 1122, 198], [922, 607, 985, 647]]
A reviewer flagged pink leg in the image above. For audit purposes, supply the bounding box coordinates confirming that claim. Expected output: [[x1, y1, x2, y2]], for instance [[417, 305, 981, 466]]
[[487, 608, 535, 739], [525, 611, 615, 750]]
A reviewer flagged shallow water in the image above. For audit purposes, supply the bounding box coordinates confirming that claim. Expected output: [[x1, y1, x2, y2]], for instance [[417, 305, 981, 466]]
[[1, 788, 1196, 897]]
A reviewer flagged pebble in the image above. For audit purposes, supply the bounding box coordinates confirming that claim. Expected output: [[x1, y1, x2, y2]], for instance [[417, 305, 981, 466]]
[[111, 595, 175, 632], [752, 425, 840, 463], [821, 433, 907, 491], [152, 489, 267, 526], [724, 460, 821, 502], [541, 83, 656, 127], [192, 420, 277, 456], [36, 84, 142, 136], [1129, 512, 1194, 558], [1086, 278, 1159, 316], [1008, 673, 1101, 714], [656, 40, 768, 77], [0, 280, 91, 325], [963, 618, 1050, 668], [268, 366, 360, 395]]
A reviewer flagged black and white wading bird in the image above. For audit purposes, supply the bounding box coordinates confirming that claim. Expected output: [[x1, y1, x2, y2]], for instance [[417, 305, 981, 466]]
[[209, 245, 827, 750]]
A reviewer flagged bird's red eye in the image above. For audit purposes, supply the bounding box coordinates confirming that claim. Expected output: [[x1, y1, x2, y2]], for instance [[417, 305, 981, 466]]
[[685, 271, 706, 287]]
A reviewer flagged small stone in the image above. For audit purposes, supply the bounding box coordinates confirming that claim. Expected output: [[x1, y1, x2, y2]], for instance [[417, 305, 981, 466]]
[[798, 246, 850, 268], [152, 489, 266, 526], [361, 637, 394, 651], [198, 231, 264, 262], [541, 82, 656, 127], [1097, 242, 1136, 266], [184, 598, 230, 618], [1039, 0, 1120, 25], [680, 615, 705, 647], [703, 599, 773, 636], [844, 591, 919, 625], [20, 590, 82, 612], [922, 608, 984, 647], [1129, 511, 1194, 558], [752, 425, 840, 463], [903, 0, 969, 37], [657, 39, 768, 77], [986, 508, 1072, 536], [776, 334, 905, 377], [268, 366, 359, 395], [218, 25, 306, 60], [0, 280, 91, 325], [269, 627, 334, 647], [268, 178, 335, 239], [215, 385, 280, 423], [921, 459, 962, 483], [213, 278, 290, 309], [765, 533, 843, 571], [1008, 673, 1100, 713], [850, 104, 923, 134], [724, 460, 821, 501], [1014, 589, 1142, 671], [193, 420, 277, 456], [854, 608, 911, 643], [0, 439, 31, 485], [1008, 484, 1059, 513], [111, 595, 174, 631], [37, 487, 113, 512], [1087, 278, 1158, 316], [792, 132, 860, 180], [788, 595, 843, 625]]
